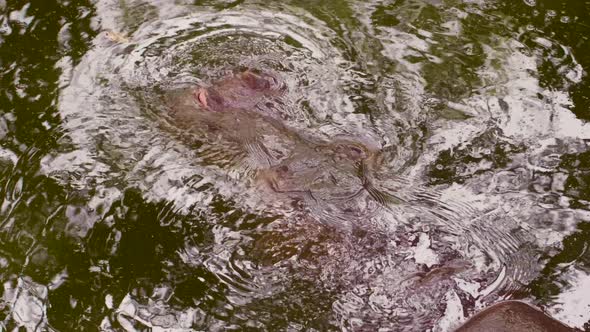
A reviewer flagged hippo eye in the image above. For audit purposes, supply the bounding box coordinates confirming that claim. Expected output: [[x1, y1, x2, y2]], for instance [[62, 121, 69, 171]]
[[207, 89, 224, 106], [348, 146, 362, 154], [343, 144, 367, 159], [276, 165, 289, 174]]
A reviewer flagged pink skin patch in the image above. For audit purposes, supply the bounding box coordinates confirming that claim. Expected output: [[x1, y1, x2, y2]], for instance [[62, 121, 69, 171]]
[[195, 88, 208, 108]]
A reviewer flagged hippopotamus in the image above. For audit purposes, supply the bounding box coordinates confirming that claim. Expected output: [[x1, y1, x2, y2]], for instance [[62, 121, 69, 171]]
[[164, 70, 580, 332], [455, 301, 577, 332], [166, 69, 386, 220]]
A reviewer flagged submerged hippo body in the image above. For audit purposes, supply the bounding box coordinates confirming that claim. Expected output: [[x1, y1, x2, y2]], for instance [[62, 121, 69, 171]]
[[456, 301, 576, 332], [164, 71, 580, 331], [167, 69, 387, 220]]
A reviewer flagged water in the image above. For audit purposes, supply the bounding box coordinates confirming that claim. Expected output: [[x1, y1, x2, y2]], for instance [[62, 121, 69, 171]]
[[1, 0, 590, 331]]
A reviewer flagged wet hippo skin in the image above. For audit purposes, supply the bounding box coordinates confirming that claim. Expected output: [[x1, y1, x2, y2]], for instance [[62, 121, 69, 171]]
[[167, 69, 387, 210], [455, 301, 577, 332], [170, 73, 581, 330], [194, 70, 283, 113], [168, 69, 295, 146]]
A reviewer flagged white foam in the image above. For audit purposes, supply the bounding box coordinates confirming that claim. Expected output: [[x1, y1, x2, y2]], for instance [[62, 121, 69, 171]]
[[3, 277, 48, 331], [434, 290, 465, 332], [412, 232, 439, 267], [548, 268, 590, 329]]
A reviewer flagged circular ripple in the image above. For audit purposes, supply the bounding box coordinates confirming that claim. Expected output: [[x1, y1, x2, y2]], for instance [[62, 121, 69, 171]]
[[48, 1, 571, 331]]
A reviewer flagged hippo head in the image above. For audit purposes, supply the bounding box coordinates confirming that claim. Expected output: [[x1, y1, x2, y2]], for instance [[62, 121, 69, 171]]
[[260, 139, 382, 202], [194, 70, 283, 112]]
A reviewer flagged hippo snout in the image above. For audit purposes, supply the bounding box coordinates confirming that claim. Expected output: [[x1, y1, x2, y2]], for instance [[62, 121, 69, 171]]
[[193, 70, 283, 112]]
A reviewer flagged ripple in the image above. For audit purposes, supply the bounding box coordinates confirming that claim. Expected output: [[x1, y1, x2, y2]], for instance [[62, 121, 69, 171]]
[[34, 0, 590, 331], [55, 6, 373, 214]]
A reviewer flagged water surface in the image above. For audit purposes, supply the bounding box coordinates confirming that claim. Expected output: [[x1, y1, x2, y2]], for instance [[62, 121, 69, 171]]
[[1, 0, 590, 330]]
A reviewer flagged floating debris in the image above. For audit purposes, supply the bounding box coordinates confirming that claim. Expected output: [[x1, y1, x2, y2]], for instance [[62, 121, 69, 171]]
[[105, 30, 129, 43]]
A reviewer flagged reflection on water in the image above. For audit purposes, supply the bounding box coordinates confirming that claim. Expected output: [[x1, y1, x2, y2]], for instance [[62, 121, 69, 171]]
[[1, 0, 590, 330]]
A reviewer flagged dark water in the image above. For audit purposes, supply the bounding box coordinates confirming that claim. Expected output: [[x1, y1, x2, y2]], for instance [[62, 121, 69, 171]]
[[1, 0, 590, 331]]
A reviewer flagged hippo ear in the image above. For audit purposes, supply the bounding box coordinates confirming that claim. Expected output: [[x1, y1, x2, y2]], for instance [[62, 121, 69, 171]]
[[242, 72, 271, 91], [196, 88, 209, 108]]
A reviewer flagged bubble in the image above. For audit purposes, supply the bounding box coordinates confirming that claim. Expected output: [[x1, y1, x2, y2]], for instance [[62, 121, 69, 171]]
[[523, 0, 536, 7]]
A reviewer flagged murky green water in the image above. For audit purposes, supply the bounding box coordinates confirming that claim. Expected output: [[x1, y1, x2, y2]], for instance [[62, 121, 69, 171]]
[[1, 0, 590, 331]]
